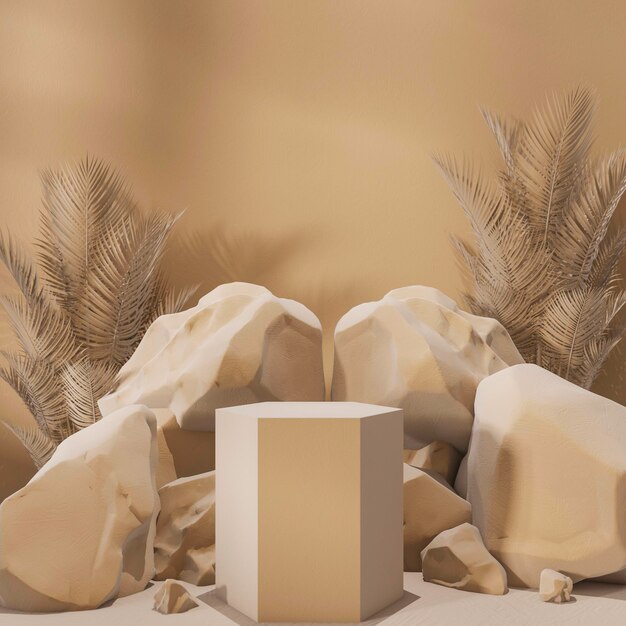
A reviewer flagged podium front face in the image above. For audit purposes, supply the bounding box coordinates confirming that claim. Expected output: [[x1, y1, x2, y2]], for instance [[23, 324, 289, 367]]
[[216, 402, 404, 623]]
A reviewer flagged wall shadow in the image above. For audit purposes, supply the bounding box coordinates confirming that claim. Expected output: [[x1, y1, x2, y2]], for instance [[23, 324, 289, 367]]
[[163, 222, 314, 299], [574, 581, 626, 601]]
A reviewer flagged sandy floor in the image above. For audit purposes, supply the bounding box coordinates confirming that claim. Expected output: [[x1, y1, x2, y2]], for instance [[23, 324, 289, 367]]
[[1, 573, 625, 625]]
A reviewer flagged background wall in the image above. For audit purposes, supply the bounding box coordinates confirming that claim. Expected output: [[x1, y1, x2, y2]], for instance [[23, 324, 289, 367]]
[[1, 0, 625, 498]]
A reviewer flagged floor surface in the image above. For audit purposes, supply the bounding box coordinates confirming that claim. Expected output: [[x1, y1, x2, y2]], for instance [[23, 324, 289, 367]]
[[1, 573, 625, 625]]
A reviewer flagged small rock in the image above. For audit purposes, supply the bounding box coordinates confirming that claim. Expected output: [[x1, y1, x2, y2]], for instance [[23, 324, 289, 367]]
[[403, 463, 471, 571], [539, 569, 573, 603], [404, 441, 462, 485], [421, 523, 507, 595], [153, 580, 199, 614], [154, 471, 216, 585]]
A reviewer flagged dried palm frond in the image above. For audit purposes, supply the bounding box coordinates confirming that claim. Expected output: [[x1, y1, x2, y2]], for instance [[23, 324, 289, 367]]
[[438, 87, 626, 387], [2, 422, 56, 469], [0, 156, 196, 468], [60, 359, 118, 432], [0, 353, 65, 440]]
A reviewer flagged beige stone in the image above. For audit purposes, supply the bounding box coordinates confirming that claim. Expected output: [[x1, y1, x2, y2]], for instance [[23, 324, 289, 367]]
[[154, 409, 215, 488], [539, 569, 573, 603], [0, 405, 159, 612], [468, 364, 626, 587], [332, 286, 523, 452], [404, 441, 462, 485], [216, 402, 404, 623], [153, 579, 199, 614], [99, 282, 325, 431], [403, 463, 471, 571], [154, 471, 216, 586], [421, 523, 507, 595]]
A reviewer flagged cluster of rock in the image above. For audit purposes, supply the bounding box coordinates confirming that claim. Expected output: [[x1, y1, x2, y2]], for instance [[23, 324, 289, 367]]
[[0, 283, 325, 612], [0, 282, 623, 611]]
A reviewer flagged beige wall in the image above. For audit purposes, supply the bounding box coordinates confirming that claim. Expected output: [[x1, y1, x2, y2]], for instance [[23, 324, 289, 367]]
[[1, 0, 625, 497]]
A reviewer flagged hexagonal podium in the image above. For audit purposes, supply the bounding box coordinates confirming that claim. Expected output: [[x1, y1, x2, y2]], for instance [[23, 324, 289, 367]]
[[215, 402, 404, 623]]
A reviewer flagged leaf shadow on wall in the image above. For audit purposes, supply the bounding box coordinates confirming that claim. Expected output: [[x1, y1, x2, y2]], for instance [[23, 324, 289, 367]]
[[289, 280, 369, 396], [162, 224, 371, 394], [163, 223, 312, 298]]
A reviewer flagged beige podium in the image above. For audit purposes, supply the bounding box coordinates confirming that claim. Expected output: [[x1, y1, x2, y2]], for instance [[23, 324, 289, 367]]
[[215, 402, 404, 623]]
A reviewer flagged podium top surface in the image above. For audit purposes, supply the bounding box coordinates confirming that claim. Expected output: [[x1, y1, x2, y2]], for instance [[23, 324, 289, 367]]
[[216, 401, 401, 419]]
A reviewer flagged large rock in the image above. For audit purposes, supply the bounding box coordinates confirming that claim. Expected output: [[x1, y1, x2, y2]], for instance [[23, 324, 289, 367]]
[[468, 364, 626, 587], [332, 286, 523, 451], [154, 472, 215, 585], [421, 523, 507, 595], [99, 283, 325, 431], [153, 579, 199, 614], [403, 463, 471, 571], [0, 406, 159, 611]]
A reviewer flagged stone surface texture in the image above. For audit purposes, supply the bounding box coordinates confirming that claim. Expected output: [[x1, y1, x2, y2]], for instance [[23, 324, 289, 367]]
[[404, 441, 462, 485], [153, 579, 199, 614], [468, 363, 626, 587], [0, 405, 159, 612], [154, 471, 216, 586], [403, 463, 472, 571], [332, 285, 523, 451], [421, 523, 507, 595], [539, 569, 573, 603], [99, 282, 325, 431]]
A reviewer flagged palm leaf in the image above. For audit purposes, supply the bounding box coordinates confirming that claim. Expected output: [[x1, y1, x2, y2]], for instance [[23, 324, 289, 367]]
[[433, 155, 505, 237], [38, 156, 132, 325], [2, 422, 56, 469], [517, 86, 595, 244], [469, 280, 538, 360], [578, 336, 623, 389], [0, 231, 43, 307], [589, 224, 626, 287], [440, 88, 625, 388], [0, 353, 66, 441], [0, 155, 192, 458], [540, 287, 609, 379], [0, 295, 78, 365], [481, 109, 524, 169], [555, 151, 626, 282], [60, 359, 118, 431], [84, 211, 180, 364]]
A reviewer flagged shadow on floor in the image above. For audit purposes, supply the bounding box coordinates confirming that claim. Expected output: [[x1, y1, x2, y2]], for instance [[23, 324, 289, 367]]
[[197, 589, 420, 625], [574, 581, 626, 601]]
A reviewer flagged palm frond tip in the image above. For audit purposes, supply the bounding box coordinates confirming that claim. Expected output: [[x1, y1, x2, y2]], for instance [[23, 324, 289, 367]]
[[438, 87, 625, 388]]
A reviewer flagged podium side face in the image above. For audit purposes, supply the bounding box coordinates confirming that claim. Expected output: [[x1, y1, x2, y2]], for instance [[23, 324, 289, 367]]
[[258, 417, 362, 622], [216, 404, 403, 623], [360, 411, 404, 620], [215, 410, 259, 620]]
